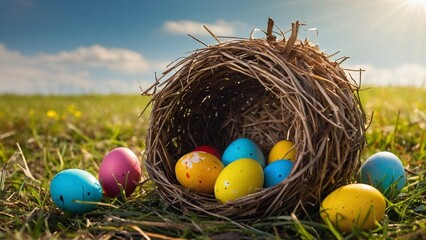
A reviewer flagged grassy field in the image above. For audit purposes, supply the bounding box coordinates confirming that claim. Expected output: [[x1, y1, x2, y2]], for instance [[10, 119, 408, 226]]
[[0, 87, 425, 239]]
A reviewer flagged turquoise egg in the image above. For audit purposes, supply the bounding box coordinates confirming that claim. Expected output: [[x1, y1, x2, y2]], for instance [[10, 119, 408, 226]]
[[264, 160, 293, 187], [358, 151, 406, 199], [50, 169, 103, 214], [221, 138, 265, 168]]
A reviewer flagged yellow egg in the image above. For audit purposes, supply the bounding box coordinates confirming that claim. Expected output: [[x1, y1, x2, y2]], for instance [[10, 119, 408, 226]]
[[320, 183, 386, 233], [175, 151, 224, 194], [268, 140, 296, 164], [214, 158, 264, 203]]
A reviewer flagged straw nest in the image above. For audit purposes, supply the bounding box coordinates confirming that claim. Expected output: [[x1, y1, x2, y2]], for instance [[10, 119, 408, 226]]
[[142, 19, 366, 221]]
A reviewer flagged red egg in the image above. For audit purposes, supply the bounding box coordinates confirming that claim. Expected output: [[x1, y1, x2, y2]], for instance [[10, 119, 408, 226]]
[[193, 145, 221, 159], [99, 147, 141, 197]]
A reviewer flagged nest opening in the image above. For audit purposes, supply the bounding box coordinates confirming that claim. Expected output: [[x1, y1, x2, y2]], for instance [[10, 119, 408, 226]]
[[143, 20, 366, 221]]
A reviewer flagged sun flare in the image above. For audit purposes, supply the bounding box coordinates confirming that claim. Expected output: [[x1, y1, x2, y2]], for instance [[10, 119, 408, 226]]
[[408, 0, 426, 7]]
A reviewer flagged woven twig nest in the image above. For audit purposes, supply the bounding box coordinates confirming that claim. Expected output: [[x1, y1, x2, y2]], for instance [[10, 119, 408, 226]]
[[143, 19, 366, 221]]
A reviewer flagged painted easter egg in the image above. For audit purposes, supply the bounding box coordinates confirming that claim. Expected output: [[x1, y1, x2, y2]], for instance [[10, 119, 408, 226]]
[[268, 140, 296, 164], [175, 151, 224, 193], [50, 169, 102, 214], [320, 183, 386, 232], [358, 151, 406, 199], [221, 138, 265, 167], [264, 159, 293, 188], [214, 158, 264, 203], [99, 147, 141, 197]]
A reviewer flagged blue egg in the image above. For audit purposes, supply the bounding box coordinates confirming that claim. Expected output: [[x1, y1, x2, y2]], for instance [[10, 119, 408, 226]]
[[264, 160, 293, 187], [358, 151, 406, 199], [221, 138, 265, 168], [50, 169, 103, 214]]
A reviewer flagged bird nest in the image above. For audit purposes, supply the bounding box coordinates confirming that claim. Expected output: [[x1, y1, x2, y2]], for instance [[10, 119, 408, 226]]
[[142, 19, 366, 221]]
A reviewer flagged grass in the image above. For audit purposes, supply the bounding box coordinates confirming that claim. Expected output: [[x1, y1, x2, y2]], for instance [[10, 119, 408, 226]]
[[0, 87, 425, 239]]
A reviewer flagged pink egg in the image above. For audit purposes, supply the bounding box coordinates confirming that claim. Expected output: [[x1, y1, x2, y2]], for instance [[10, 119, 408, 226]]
[[99, 147, 141, 197], [193, 145, 221, 159]]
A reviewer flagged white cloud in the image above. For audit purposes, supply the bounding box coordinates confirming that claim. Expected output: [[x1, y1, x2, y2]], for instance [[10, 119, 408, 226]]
[[163, 19, 242, 36], [0, 43, 159, 94], [2, 42, 425, 95], [343, 63, 426, 88], [39, 45, 150, 74]]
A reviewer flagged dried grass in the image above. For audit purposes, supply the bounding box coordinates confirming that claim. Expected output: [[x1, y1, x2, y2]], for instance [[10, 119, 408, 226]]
[[142, 19, 367, 221]]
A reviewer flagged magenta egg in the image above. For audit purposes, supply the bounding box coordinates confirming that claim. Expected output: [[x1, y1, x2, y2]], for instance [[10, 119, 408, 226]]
[[99, 147, 141, 197]]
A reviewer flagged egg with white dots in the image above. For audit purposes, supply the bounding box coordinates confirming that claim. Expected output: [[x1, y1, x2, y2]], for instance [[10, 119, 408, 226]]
[[221, 138, 265, 168], [175, 151, 224, 194], [50, 169, 103, 214], [214, 158, 264, 203]]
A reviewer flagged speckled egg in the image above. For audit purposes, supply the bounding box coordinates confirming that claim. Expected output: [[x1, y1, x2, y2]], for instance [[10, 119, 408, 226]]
[[264, 159, 293, 188], [214, 158, 264, 203], [175, 151, 224, 193], [221, 138, 265, 168], [320, 183, 386, 232], [358, 151, 406, 199], [50, 169, 103, 214]]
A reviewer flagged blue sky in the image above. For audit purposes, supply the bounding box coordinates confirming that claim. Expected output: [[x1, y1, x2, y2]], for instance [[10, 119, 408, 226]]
[[1, 0, 426, 94]]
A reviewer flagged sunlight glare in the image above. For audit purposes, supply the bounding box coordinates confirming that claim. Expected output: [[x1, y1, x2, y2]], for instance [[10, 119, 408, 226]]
[[408, 0, 426, 7]]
